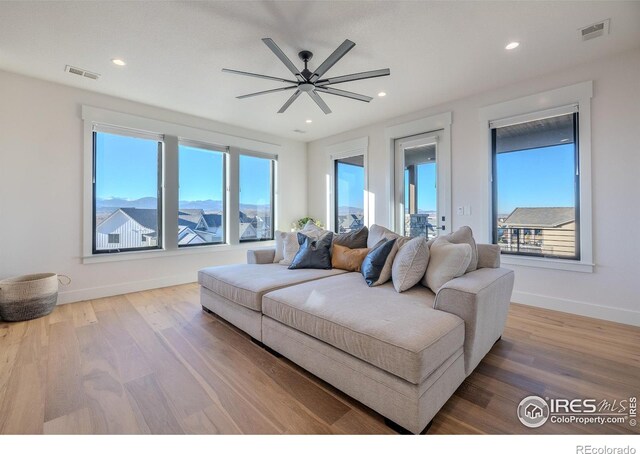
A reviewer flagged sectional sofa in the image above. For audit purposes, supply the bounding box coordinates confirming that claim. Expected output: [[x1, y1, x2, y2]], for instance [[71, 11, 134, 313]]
[[198, 227, 514, 434]]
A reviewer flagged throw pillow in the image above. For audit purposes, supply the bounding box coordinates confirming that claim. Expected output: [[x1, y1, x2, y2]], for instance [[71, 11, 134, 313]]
[[439, 226, 478, 272], [367, 224, 397, 248], [279, 232, 300, 266], [288, 231, 334, 270], [332, 244, 369, 272], [274, 230, 286, 263], [333, 226, 368, 249], [391, 237, 430, 293], [423, 237, 472, 293], [361, 238, 397, 287]]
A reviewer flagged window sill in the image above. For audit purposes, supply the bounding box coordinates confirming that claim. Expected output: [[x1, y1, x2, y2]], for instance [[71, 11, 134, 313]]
[[501, 254, 594, 273], [83, 240, 275, 264]]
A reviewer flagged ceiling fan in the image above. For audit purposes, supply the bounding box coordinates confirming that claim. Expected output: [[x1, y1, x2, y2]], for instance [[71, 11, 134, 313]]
[[222, 38, 390, 114]]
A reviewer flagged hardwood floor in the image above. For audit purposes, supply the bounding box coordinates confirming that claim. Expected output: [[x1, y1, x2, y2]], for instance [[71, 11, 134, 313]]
[[0, 283, 638, 434]]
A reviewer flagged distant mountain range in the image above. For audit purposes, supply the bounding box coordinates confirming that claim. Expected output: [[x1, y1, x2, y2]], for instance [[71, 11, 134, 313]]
[[338, 206, 365, 216], [96, 197, 267, 213]]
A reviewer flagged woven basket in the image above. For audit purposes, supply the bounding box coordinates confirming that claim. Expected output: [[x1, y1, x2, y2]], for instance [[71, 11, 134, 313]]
[[0, 273, 67, 322]]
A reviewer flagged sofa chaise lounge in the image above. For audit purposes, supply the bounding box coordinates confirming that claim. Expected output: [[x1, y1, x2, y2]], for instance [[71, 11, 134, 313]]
[[198, 235, 514, 434]]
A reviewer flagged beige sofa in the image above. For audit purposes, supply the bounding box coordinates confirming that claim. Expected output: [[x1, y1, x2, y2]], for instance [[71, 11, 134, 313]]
[[198, 243, 514, 434]]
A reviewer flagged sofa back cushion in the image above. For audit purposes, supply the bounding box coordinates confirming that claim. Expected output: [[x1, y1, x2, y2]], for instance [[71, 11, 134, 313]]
[[361, 238, 397, 286], [289, 231, 334, 270], [423, 237, 472, 293], [333, 226, 368, 249], [392, 237, 430, 293], [332, 244, 369, 272]]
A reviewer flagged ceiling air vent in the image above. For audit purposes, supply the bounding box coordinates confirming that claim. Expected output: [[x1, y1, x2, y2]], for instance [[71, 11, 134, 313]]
[[580, 19, 610, 41], [65, 65, 100, 80], [292, 129, 306, 134]]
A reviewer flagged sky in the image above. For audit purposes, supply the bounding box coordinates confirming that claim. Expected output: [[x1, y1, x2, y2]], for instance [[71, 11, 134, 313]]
[[496, 144, 575, 214], [336, 162, 364, 210], [404, 163, 437, 213], [95, 132, 272, 205]]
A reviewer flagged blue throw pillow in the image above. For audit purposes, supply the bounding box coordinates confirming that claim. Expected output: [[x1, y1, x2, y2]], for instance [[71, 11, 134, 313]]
[[288, 231, 334, 270], [361, 238, 397, 286]]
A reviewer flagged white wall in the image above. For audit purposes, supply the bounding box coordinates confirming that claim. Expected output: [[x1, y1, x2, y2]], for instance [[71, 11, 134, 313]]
[[0, 70, 307, 304], [307, 48, 640, 326]]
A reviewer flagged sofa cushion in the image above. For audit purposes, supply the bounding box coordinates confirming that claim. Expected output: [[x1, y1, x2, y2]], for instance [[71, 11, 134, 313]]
[[332, 244, 369, 272], [392, 237, 430, 293], [198, 264, 346, 311], [333, 226, 368, 249], [423, 238, 472, 293], [289, 231, 333, 270], [262, 273, 464, 384]]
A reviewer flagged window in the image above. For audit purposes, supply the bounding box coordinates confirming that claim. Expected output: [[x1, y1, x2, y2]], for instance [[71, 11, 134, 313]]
[[334, 155, 365, 233], [239, 154, 274, 242], [178, 142, 226, 247], [492, 110, 579, 260], [93, 130, 163, 253]]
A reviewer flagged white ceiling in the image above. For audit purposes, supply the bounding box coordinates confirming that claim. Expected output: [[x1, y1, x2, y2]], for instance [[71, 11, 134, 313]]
[[1, 1, 639, 142]]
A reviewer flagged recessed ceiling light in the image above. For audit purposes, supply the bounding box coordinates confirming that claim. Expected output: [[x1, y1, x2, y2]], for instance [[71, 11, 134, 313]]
[[378, 92, 387, 97], [111, 58, 126, 66], [305, 119, 312, 124], [505, 42, 520, 50]]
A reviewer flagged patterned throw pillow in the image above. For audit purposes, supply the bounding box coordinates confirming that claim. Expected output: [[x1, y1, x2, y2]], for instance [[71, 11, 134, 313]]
[[391, 237, 430, 293]]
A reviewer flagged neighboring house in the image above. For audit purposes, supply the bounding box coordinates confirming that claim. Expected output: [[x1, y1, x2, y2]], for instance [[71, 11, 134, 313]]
[[239, 222, 257, 240], [178, 225, 207, 246], [95, 207, 158, 250], [499, 207, 576, 257], [337, 213, 364, 233]]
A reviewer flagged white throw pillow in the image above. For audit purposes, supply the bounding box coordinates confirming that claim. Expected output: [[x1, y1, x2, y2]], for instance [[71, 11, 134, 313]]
[[392, 237, 430, 293], [439, 226, 478, 273], [423, 237, 472, 293], [367, 224, 396, 249]]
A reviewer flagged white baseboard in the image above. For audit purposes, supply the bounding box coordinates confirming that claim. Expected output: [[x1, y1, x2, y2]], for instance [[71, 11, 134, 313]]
[[512, 290, 640, 327], [57, 273, 197, 305]]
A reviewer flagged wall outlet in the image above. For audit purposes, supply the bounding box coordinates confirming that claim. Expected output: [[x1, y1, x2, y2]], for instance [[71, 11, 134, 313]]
[[464, 205, 472, 216], [457, 206, 464, 215]]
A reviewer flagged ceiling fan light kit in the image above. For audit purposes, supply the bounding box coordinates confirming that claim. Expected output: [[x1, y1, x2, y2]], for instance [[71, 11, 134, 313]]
[[222, 38, 391, 114]]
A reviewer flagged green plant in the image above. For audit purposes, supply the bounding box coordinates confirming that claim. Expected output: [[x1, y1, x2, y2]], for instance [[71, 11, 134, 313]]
[[294, 217, 323, 230]]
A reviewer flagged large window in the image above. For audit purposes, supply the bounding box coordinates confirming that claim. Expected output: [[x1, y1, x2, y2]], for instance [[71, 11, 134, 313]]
[[492, 111, 579, 260], [178, 142, 226, 247], [239, 154, 274, 242], [93, 130, 163, 253], [334, 155, 365, 233]]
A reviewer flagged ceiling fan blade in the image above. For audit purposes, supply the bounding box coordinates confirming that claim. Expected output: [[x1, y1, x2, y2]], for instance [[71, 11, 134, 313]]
[[277, 89, 302, 113], [222, 68, 297, 84], [307, 90, 332, 114], [309, 39, 356, 83], [237, 85, 297, 99], [316, 68, 390, 86], [262, 38, 305, 82], [314, 86, 373, 102]]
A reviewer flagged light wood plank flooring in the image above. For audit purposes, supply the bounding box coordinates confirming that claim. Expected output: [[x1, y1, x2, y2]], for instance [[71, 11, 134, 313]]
[[0, 283, 638, 434]]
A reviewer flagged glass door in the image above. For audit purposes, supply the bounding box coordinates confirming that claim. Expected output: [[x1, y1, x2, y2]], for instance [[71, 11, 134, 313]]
[[394, 132, 442, 239]]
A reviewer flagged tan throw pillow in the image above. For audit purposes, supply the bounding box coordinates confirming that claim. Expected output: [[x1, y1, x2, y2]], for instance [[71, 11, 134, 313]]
[[331, 244, 369, 272], [392, 237, 430, 293], [423, 237, 472, 293], [439, 226, 478, 273]]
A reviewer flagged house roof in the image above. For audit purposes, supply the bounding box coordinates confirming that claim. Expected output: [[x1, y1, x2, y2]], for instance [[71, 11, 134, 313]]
[[121, 208, 158, 232], [202, 214, 222, 228], [503, 207, 575, 228]]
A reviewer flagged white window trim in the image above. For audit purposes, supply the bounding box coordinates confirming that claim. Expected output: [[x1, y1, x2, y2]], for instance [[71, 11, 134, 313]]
[[82, 105, 280, 264], [327, 137, 369, 232], [384, 111, 452, 233], [479, 81, 594, 273]]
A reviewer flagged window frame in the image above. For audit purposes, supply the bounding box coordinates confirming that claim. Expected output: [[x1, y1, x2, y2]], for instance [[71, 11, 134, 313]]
[[238, 154, 276, 243], [333, 156, 366, 234], [91, 128, 164, 255], [177, 139, 228, 248], [491, 110, 580, 261], [327, 137, 369, 233], [479, 81, 594, 273]]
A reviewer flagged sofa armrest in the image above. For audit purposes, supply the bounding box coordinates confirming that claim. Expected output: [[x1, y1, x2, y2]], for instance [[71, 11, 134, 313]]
[[434, 267, 514, 375], [477, 244, 501, 268], [247, 248, 276, 264]]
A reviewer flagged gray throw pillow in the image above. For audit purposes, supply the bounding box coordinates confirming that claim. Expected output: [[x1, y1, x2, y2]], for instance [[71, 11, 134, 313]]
[[439, 226, 478, 272], [423, 237, 472, 293], [333, 226, 368, 249], [288, 231, 334, 270], [392, 237, 430, 293]]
